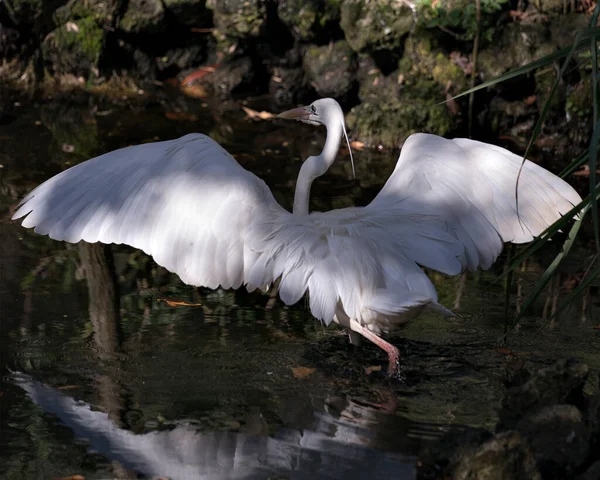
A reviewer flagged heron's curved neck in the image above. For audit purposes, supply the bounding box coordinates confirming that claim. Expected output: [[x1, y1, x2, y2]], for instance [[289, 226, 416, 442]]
[[293, 120, 342, 215]]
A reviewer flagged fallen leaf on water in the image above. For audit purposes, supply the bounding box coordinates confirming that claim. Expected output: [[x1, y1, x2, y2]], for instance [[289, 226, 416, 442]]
[[573, 165, 600, 177], [165, 111, 198, 122], [291, 367, 316, 378], [242, 106, 275, 120], [181, 84, 209, 99], [65, 22, 79, 33], [180, 64, 218, 86], [157, 298, 203, 307], [350, 140, 365, 150], [493, 347, 513, 355], [364, 365, 382, 375], [58, 385, 78, 390]]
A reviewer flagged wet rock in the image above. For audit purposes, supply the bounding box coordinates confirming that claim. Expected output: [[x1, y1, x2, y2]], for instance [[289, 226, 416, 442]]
[[303, 41, 357, 101], [120, 0, 166, 33], [277, 0, 341, 43], [417, 428, 493, 478], [339, 0, 414, 53], [453, 431, 541, 480], [517, 404, 590, 476], [499, 359, 589, 430], [42, 14, 105, 78]]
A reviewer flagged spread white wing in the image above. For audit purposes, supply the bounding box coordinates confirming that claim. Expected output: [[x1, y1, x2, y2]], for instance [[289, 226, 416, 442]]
[[12, 133, 289, 290], [13, 132, 582, 329], [369, 133, 582, 271]]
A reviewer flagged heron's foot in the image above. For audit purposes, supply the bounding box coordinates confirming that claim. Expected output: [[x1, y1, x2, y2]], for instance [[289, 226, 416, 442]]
[[350, 322, 401, 378], [386, 347, 401, 379]]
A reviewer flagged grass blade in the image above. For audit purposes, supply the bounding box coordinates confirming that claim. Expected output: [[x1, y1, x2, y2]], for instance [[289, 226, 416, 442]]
[[510, 207, 588, 326], [552, 259, 599, 320], [590, 37, 600, 254], [559, 149, 589, 178]]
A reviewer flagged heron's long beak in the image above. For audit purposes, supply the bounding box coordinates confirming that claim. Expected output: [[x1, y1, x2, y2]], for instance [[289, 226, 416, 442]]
[[277, 106, 311, 120]]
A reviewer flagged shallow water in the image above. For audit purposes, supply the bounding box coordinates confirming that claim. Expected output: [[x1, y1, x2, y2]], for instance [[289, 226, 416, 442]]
[[1, 95, 599, 479]]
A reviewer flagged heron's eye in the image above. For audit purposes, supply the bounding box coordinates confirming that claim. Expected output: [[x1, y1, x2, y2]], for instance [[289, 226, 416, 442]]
[[311, 105, 317, 115]]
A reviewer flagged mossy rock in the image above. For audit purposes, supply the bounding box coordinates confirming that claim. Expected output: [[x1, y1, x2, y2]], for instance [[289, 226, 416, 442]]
[[347, 75, 454, 147], [120, 0, 166, 33], [566, 76, 593, 120], [340, 0, 414, 53], [531, 0, 569, 14], [478, 23, 548, 81], [277, 0, 340, 42], [548, 14, 590, 49], [206, 0, 266, 38], [399, 31, 467, 92], [415, 0, 509, 42], [42, 15, 104, 77], [303, 41, 357, 99]]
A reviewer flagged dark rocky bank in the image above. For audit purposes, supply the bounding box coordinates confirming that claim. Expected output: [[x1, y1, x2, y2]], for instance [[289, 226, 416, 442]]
[[0, 0, 596, 149], [417, 359, 600, 480]]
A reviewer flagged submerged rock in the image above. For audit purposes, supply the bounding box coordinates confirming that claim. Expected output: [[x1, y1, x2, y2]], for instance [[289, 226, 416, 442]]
[[517, 405, 590, 476], [453, 431, 541, 480], [303, 41, 357, 101], [499, 359, 589, 430]]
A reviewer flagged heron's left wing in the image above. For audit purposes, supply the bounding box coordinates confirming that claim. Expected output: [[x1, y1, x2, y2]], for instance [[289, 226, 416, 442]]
[[368, 133, 582, 271]]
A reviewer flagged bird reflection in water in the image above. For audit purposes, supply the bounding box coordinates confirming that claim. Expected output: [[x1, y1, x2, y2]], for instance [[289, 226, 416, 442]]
[[10, 373, 418, 480]]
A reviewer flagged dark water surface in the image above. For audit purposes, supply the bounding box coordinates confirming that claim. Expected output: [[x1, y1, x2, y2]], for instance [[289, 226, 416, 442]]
[[1, 97, 599, 479]]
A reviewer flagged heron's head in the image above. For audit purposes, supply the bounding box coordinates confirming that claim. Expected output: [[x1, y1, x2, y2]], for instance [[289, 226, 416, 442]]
[[277, 98, 344, 127], [277, 97, 355, 178]]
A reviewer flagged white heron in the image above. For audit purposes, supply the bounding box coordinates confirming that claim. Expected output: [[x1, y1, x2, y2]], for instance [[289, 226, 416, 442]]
[[12, 98, 582, 376]]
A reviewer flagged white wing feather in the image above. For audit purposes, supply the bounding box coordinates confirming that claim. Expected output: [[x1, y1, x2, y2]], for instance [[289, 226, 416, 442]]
[[13, 133, 289, 290], [13, 132, 582, 335], [370, 134, 582, 271]]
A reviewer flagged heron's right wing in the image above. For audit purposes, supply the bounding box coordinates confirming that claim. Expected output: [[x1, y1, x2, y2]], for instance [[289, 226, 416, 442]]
[[12, 133, 289, 290]]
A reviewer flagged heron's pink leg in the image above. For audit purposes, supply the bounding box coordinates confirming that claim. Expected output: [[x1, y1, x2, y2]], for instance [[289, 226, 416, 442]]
[[351, 323, 400, 377]]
